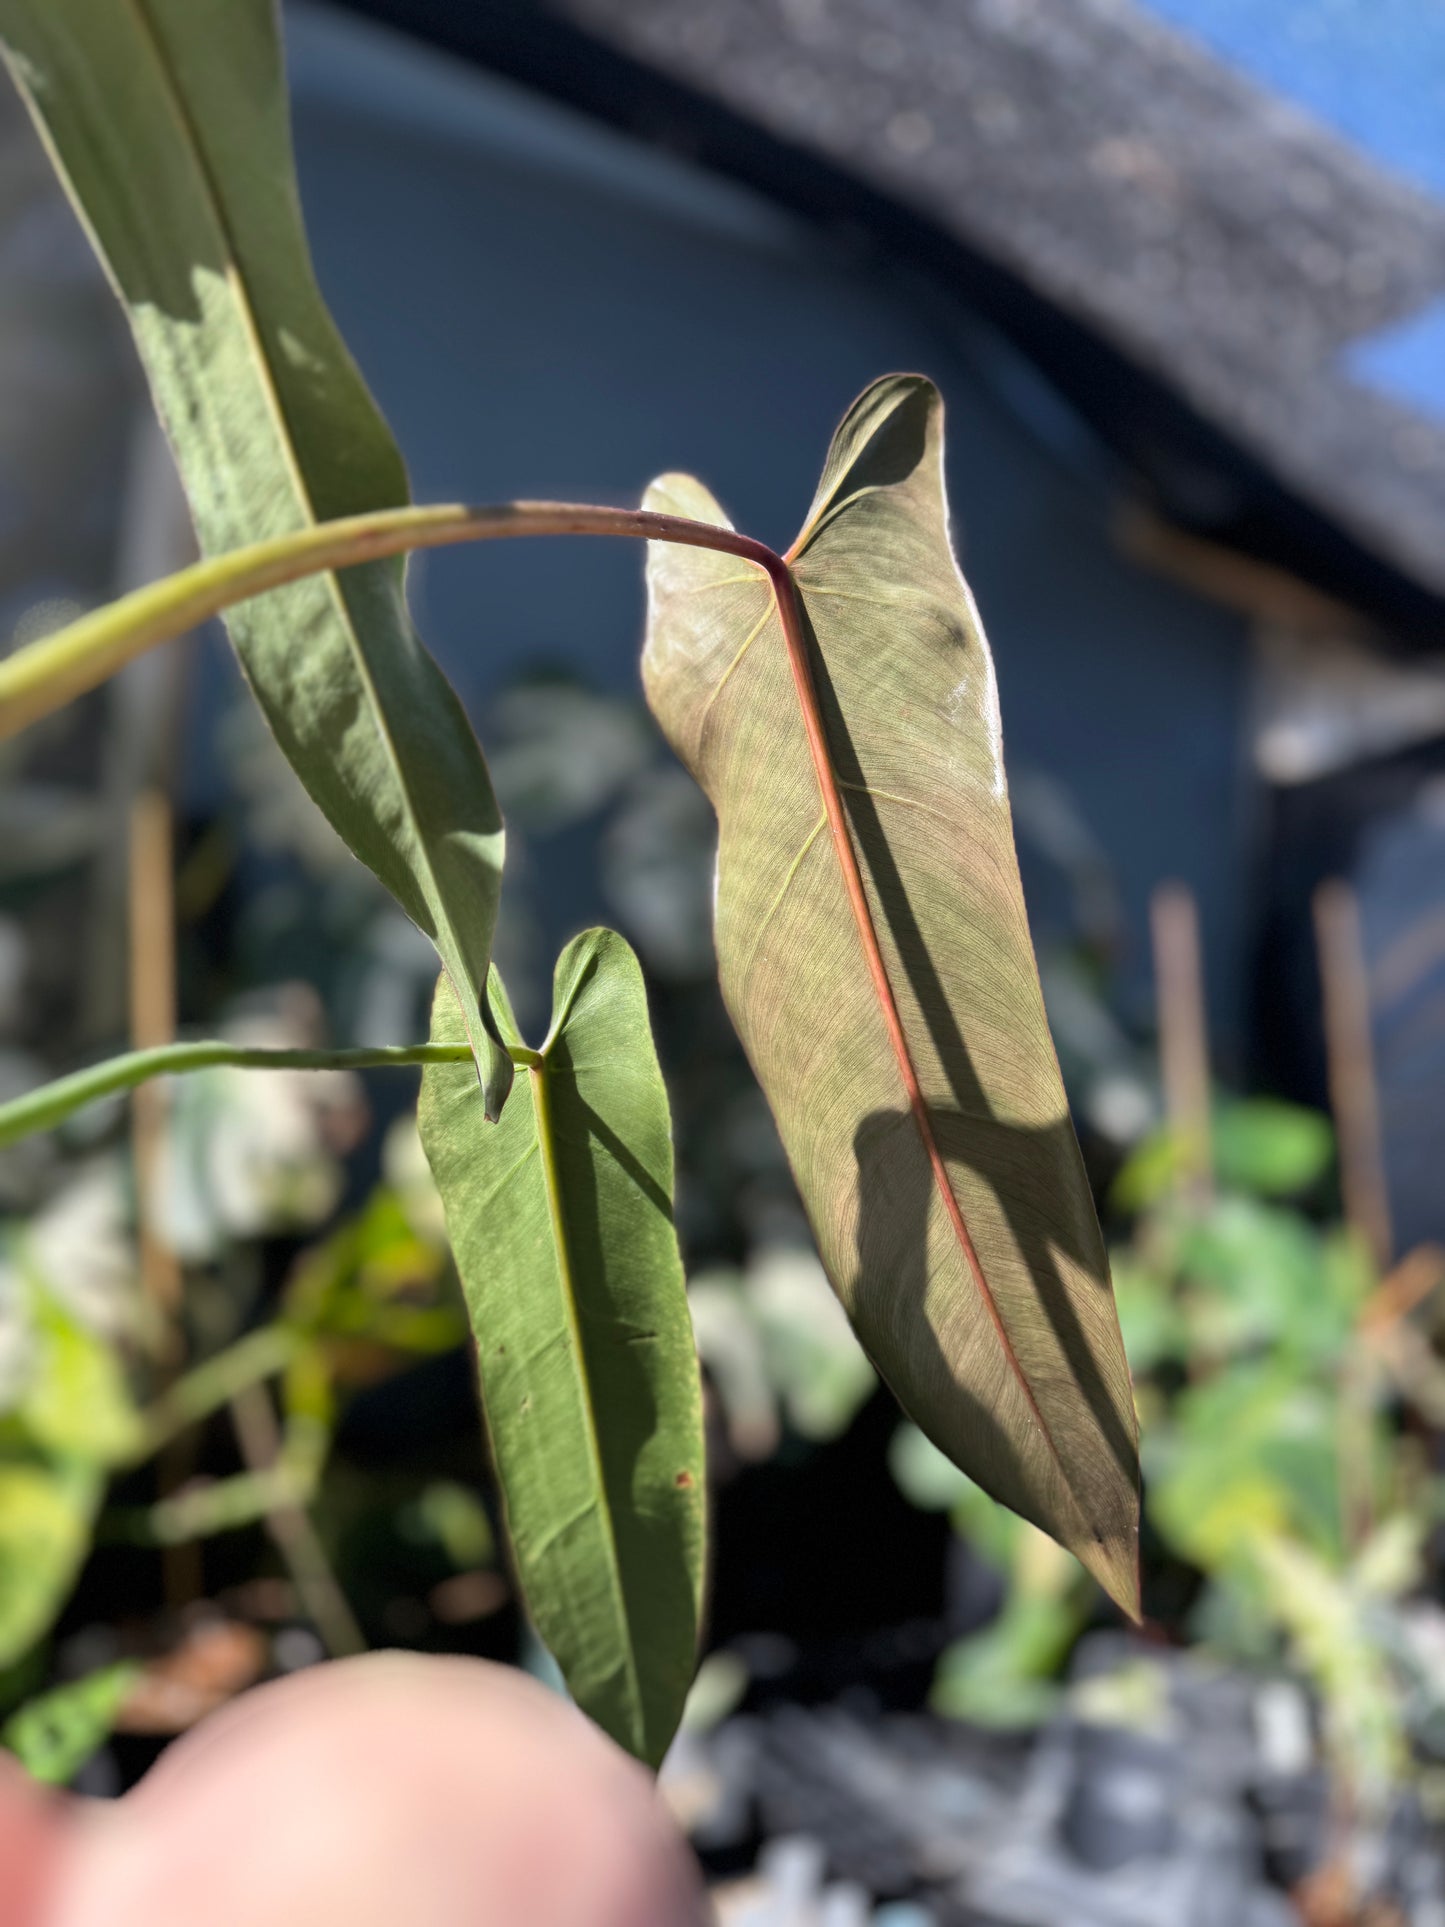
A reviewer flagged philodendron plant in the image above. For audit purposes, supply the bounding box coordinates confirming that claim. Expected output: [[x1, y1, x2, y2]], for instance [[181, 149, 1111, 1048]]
[[0, 0, 1139, 1768]]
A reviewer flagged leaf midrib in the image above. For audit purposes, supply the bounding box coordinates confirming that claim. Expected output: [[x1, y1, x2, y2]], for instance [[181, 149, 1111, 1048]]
[[762, 558, 1082, 1518], [119, 0, 463, 976], [765, 386, 1085, 1491], [527, 1053, 646, 1750]]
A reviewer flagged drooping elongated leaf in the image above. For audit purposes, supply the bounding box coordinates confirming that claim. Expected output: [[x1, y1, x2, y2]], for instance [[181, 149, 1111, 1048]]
[[417, 931, 705, 1766], [0, 0, 510, 1110], [642, 375, 1140, 1613]]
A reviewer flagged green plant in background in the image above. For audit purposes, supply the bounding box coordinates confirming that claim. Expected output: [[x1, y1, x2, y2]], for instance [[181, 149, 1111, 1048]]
[[0, 0, 1140, 1769], [1113, 1101, 1439, 1820], [690, 1244, 880, 1464], [2, 1660, 140, 1786], [0, 1096, 466, 1687], [0, 1281, 141, 1675], [901, 1090, 1445, 1819], [891, 1417, 1085, 1730]]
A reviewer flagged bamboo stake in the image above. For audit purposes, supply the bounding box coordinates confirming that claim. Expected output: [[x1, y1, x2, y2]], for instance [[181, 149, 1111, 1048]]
[[1315, 879, 1392, 1563], [129, 786, 201, 1604], [1149, 881, 1213, 1204], [1314, 880, 1392, 1273], [128, 787, 182, 1317]]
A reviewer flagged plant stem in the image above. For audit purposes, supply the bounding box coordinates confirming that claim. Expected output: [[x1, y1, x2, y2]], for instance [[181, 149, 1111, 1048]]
[[0, 1038, 551, 1150], [0, 501, 786, 738], [137, 1323, 302, 1459], [230, 1382, 365, 1660], [109, 1465, 310, 1547]]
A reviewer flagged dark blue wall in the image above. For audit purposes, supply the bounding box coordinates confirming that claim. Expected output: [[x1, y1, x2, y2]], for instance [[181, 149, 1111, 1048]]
[[282, 3, 1254, 1047]]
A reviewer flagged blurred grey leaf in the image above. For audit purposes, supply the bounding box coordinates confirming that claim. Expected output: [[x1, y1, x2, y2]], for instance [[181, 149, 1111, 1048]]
[[219, 699, 365, 880], [691, 1244, 875, 1460], [688, 1269, 780, 1463], [1011, 767, 1123, 953], [487, 682, 654, 833], [1037, 951, 1156, 1146], [602, 766, 717, 979], [19, 1159, 136, 1343], [749, 1246, 876, 1444], [157, 996, 366, 1261], [0, 786, 102, 882]]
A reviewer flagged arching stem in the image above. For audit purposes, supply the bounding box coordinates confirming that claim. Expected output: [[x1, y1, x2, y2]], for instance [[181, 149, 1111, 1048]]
[[0, 1039, 536, 1149], [0, 501, 787, 737]]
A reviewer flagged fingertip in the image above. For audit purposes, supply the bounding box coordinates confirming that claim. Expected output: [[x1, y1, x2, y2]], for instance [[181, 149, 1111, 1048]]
[[0, 1755, 68, 1927], [59, 1654, 704, 1927]]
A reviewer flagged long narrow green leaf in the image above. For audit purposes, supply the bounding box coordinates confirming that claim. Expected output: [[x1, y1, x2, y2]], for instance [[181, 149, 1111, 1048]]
[[0, 0, 511, 1111], [642, 374, 1141, 1614], [417, 932, 705, 1767]]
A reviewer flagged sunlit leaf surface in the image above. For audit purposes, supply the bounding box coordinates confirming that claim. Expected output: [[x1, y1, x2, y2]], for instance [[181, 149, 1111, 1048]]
[[418, 932, 705, 1765], [643, 375, 1140, 1611], [0, 0, 510, 1109]]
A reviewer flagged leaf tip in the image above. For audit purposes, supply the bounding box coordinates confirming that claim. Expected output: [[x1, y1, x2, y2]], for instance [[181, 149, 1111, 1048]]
[[477, 1003, 517, 1122], [1078, 1520, 1143, 1625]]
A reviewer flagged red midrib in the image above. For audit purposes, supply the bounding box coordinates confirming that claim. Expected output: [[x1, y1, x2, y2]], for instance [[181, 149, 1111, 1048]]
[[764, 556, 1062, 1462]]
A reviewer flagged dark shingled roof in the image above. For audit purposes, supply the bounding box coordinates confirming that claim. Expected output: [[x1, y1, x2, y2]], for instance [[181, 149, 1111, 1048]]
[[339, 0, 1445, 632]]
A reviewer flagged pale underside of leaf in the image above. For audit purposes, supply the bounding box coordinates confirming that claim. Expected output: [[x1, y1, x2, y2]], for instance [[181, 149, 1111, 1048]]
[[417, 932, 705, 1766], [0, 0, 509, 1108], [642, 375, 1140, 1614]]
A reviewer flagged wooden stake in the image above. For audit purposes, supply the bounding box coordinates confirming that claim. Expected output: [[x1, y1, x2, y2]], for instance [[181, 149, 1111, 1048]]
[[129, 786, 203, 1602], [128, 787, 182, 1316], [1149, 881, 1213, 1203], [1314, 880, 1392, 1273], [1314, 880, 1393, 1564]]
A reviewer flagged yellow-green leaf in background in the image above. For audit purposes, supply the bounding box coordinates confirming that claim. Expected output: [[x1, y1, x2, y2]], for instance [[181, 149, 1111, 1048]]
[[643, 374, 1139, 1612], [2, 1661, 139, 1785], [0, 0, 511, 1110], [417, 932, 705, 1767], [0, 1462, 100, 1669], [18, 1297, 143, 1467]]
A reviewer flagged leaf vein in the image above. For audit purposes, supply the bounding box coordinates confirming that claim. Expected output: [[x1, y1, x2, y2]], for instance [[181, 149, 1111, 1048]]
[[696, 594, 774, 739]]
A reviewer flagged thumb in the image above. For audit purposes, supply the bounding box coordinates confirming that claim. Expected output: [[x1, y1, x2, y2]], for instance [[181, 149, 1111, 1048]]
[[47, 1654, 704, 1927], [0, 1755, 67, 1927]]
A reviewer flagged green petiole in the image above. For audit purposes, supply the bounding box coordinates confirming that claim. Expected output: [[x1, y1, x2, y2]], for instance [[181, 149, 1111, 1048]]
[[0, 1038, 548, 1151]]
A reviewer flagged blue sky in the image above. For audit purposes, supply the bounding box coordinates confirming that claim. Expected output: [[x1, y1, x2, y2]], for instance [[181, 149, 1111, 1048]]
[[1142, 0, 1445, 198], [1141, 0, 1445, 419]]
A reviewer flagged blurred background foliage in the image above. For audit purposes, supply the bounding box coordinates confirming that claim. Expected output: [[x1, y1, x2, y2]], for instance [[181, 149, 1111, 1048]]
[[11, 647, 1445, 1857], [7, 5, 1445, 1915], [5, 492, 1445, 1920], [891, 1093, 1445, 1828]]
